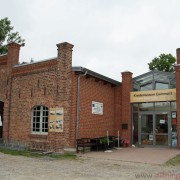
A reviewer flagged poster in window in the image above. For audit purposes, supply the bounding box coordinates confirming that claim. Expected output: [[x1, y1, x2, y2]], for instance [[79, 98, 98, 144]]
[[160, 119, 165, 124], [92, 101, 103, 115], [172, 112, 176, 119], [149, 135, 153, 141], [49, 108, 64, 132]]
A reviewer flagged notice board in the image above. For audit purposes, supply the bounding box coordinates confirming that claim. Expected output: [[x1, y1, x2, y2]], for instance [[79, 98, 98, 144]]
[[49, 108, 64, 132]]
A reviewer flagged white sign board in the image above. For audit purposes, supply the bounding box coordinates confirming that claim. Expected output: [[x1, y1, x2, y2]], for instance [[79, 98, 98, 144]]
[[172, 112, 176, 118], [149, 135, 153, 141], [160, 119, 165, 124], [92, 101, 103, 115]]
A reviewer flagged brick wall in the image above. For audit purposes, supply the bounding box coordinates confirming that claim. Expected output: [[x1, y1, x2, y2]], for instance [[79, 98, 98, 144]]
[[114, 85, 122, 135], [121, 71, 132, 144], [69, 72, 121, 147], [0, 42, 74, 151], [175, 48, 180, 148], [0, 57, 8, 101], [10, 65, 58, 142], [0, 55, 8, 139], [1, 41, 122, 151], [69, 72, 77, 147]]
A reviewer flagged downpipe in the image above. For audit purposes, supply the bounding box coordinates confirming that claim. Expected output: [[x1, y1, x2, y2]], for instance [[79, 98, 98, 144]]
[[76, 71, 87, 148]]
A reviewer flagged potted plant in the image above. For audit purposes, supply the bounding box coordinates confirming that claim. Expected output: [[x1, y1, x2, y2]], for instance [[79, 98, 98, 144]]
[[121, 139, 130, 147]]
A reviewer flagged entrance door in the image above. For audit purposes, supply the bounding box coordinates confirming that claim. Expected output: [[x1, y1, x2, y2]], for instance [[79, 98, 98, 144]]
[[155, 113, 169, 146], [139, 112, 170, 147], [140, 113, 154, 146]]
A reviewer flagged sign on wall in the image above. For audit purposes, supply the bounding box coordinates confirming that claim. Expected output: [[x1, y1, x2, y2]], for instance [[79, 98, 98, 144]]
[[92, 101, 103, 115], [130, 89, 176, 103], [49, 108, 64, 132], [172, 112, 176, 119]]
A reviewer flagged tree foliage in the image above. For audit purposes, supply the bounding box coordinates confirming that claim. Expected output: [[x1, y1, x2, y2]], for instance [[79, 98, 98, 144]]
[[0, 17, 25, 54], [148, 53, 176, 72]]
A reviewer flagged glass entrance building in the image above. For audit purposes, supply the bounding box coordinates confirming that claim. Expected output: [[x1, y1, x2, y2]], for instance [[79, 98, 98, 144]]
[[131, 70, 177, 147]]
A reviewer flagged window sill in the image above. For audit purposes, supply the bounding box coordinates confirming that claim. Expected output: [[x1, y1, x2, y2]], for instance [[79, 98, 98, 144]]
[[29, 134, 48, 140]]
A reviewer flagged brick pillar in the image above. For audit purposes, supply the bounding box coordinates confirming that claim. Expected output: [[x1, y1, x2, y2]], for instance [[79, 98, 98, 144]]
[[3, 42, 21, 142], [121, 71, 132, 145], [176, 48, 180, 64], [56, 42, 74, 102], [175, 48, 180, 148], [7, 42, 21, 67], [48, 42, 74, 151]]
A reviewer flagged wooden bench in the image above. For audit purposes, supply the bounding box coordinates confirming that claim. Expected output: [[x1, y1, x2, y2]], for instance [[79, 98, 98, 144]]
[[76, 138, 97, 153]]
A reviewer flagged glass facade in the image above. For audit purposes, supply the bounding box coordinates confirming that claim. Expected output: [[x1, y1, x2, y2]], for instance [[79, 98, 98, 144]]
[[133, 70, 175, 91], [155, 82, 169, 90], [132, 70, 177, 147], [155, 102, 170, 111], [140, 83, 153, 91], [139, 103, 154, 111]]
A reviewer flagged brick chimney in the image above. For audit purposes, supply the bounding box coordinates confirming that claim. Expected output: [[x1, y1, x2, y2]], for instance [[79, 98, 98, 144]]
[[7, 42, 21, 67], [56, 42, 74, 67], [56, 42, 74, 97]]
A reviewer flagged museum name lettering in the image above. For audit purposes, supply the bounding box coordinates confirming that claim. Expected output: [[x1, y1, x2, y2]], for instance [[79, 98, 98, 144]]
[[134, 92, 173, 97]]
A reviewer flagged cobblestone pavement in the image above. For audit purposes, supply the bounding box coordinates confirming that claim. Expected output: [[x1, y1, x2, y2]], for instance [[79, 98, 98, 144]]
[[0, 150, 180, 180]]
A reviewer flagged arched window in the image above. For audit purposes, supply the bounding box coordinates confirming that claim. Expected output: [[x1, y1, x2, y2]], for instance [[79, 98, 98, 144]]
[[32, 106, 48, 134]]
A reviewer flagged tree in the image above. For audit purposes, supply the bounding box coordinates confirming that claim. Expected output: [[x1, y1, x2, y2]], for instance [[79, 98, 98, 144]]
[[148, 53, 176, 72], [0, 17, 25, 54]]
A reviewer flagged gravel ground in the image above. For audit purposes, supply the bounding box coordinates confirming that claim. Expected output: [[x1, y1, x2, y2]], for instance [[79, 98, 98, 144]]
[[0, 152, 180, 180]]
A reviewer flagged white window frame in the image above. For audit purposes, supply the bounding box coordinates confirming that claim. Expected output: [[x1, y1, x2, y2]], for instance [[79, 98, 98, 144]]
[[31, 106, 48, 135]]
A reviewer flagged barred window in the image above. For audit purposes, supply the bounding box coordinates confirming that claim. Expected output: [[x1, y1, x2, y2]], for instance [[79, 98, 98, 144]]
[[32, 106, 48, 134]]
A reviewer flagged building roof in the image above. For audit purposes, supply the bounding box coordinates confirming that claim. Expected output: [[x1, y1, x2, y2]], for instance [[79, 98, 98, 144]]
[[13, 57, 121, 86], [72, 66, 121, 86], [133, 70, 174, 80], [13, 57, 57, 67]]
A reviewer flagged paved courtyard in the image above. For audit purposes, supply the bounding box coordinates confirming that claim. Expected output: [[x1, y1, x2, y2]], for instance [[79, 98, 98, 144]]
[[79, 147, 180, 164], [0, 147, 180, 180]]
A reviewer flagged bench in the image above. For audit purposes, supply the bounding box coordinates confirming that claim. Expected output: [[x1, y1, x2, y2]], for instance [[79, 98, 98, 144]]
[[76, 138, 97, 153]]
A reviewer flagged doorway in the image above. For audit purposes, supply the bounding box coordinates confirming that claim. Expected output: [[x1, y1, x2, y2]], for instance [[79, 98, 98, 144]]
[[139, 112, 170, 147], [0, 101, 4, 139]]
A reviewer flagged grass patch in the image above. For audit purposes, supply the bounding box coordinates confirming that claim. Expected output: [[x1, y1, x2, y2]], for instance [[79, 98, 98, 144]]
[[48, 153, 77, 160], [166, 154, 180, 166], [0, 148, 77, 160]]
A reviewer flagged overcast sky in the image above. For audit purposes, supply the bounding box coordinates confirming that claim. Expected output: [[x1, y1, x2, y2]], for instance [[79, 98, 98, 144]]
[[1, 0, 180, 81]]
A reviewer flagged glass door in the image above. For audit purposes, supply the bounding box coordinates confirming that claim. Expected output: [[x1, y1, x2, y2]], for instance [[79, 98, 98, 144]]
[[171, 112, 177, 147], [140, 113, 154, 146], [154, 113, 169, 146], [139, 112, 170, 147]]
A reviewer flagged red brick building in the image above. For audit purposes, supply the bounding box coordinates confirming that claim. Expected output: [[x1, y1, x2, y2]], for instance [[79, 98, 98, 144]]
[[0, 42, 179, 151]]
